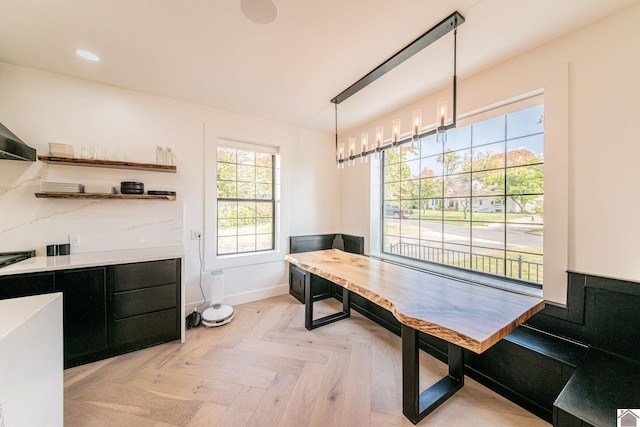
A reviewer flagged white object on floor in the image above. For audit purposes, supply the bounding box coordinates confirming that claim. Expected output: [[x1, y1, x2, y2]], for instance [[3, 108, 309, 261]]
[[202, 303, 234, 327], [202, 270, 234, 327]]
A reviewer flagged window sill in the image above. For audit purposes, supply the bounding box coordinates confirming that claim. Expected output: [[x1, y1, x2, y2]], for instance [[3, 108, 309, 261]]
[[209, 249, 284, 270], [374, 252, 543, 299]]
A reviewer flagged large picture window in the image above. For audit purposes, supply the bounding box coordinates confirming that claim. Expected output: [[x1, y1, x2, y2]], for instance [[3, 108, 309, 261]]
[[216, 145, 275, 255], [382, 104, 544, 286]]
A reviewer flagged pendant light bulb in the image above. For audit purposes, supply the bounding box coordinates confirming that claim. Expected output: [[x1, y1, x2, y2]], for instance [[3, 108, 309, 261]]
[[361, 132, 369, 163], [392, 119, 401, 143], [412, 109, 422, 137], [437, 98, 448, 128]]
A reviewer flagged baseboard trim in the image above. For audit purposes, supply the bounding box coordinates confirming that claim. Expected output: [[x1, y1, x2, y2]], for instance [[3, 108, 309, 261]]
[[185, 284, 289, 313], [225, 284, 289, 306]]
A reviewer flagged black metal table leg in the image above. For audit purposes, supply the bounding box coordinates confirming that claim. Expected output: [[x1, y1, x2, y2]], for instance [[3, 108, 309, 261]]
[[402, 324, 464, 424], [304, 272, 350, 331], [304, 272, 313, 330]]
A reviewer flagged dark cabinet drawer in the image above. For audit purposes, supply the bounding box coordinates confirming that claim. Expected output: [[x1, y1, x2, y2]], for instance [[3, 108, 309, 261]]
[[113, 283, 177, 319], [108, 259, 181, 360], [112, 259, 179, 292], [0, 272, 55, 300], [110, 308, 179, 347]]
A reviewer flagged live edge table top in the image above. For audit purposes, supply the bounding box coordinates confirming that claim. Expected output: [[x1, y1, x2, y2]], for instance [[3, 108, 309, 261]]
[[285, 249, 545, 354]]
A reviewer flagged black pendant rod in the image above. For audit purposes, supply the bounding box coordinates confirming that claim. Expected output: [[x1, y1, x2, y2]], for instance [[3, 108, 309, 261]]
[[330, 11, 465, 105], [335, 102, 338, 155], [452, 23, 458, 128]]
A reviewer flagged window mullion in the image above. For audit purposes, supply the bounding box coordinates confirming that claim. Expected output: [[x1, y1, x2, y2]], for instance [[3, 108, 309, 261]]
[[503, 117, 508, 278]]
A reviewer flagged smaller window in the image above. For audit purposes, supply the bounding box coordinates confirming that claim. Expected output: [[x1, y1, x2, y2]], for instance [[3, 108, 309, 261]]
[[216, 145, 275, 255]]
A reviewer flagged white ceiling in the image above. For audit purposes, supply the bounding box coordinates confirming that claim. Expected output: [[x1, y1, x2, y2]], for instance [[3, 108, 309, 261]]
[[0, 0, 637, 133]]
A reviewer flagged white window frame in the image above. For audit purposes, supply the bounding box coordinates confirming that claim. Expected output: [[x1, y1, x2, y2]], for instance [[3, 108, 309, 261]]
[[215, 143, 276, 256], [204, 137, 282, 270], [370, 91, 560, 298]]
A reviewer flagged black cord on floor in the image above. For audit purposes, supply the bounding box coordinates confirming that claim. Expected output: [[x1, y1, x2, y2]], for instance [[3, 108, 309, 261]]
[[196, 234, 206, 311], [186, 234, 206, 329]]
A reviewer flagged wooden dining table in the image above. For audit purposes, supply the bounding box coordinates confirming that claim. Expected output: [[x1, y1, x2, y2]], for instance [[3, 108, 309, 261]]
[[285, 249, 545, 424]]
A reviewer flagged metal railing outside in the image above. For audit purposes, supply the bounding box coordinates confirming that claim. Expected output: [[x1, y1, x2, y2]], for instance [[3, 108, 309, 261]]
[[388, 242, 542, 284]]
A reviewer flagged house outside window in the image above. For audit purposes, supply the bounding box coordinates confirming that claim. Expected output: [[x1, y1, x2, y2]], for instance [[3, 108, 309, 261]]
[[216, 145, 275, 255], [382, 104, 544, 285]]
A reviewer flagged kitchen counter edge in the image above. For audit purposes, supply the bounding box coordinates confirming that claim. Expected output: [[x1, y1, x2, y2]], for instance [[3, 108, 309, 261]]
[[0, 246, 184, 276]]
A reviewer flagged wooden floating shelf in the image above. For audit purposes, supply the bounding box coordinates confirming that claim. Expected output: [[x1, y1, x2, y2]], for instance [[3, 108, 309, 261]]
[[37, 155, 176, 173], [35, 192, 176, 201]]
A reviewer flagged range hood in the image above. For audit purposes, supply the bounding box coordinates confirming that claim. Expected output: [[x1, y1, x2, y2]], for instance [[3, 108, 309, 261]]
[[0, 122, 36, 161]]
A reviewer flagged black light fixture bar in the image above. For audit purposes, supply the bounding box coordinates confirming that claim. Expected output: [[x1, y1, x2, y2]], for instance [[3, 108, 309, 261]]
[[330, 11, 465, 105], [339, 122, 456, 164]]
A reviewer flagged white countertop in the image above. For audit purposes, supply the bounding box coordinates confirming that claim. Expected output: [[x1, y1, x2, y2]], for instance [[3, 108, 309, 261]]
[[0, 246, 184, 276], [0, 293, 62, 338], [0, 293, 64, 427]]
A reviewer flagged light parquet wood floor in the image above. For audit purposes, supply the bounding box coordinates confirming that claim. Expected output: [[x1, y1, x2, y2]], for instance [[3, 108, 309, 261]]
[[64, 295, 550, 426]]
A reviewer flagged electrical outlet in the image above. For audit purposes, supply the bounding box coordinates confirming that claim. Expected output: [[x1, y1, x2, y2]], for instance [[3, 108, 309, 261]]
[[69, 235, 81, 247], [191, 231, 202, 240]]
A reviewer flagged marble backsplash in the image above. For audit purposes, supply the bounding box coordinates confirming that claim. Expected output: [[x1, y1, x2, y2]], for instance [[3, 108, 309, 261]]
[[0, 160, 183, 255]]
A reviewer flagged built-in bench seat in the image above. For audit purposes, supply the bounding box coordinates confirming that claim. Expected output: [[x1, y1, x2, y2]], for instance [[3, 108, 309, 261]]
[[504, 325, 587, 369], [498, 326, 640, 427], [465, 323, 588, 422], [527, 273, 640, 426], [554, 348, 640, 427]]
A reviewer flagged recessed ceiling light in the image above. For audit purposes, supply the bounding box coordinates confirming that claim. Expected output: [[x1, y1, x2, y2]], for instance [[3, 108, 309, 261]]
[[74, 49, 100, 62]]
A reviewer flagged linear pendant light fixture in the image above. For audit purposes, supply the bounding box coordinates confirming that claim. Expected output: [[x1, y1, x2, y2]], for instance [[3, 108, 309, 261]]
[[332, 11, 465, 166]]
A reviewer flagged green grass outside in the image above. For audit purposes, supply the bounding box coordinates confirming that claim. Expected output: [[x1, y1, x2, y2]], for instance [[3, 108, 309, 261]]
[[411, 210, 539, 223]]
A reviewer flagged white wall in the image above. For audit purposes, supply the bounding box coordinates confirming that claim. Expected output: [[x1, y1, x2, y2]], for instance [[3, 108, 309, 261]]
[[0, 62, 340, 307], [340, 3, 640, 305]]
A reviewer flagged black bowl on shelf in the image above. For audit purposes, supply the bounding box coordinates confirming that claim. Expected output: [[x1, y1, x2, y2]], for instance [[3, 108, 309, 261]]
[[121, 188, 144, 195], [121, 181, 144, 194], [121, 181, 144, 187]]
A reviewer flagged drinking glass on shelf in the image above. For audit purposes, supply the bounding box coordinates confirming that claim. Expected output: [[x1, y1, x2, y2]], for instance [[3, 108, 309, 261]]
[[156, 146, 165, 165], [94, 146, 105, 160], [81, 144, 92, 159]]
